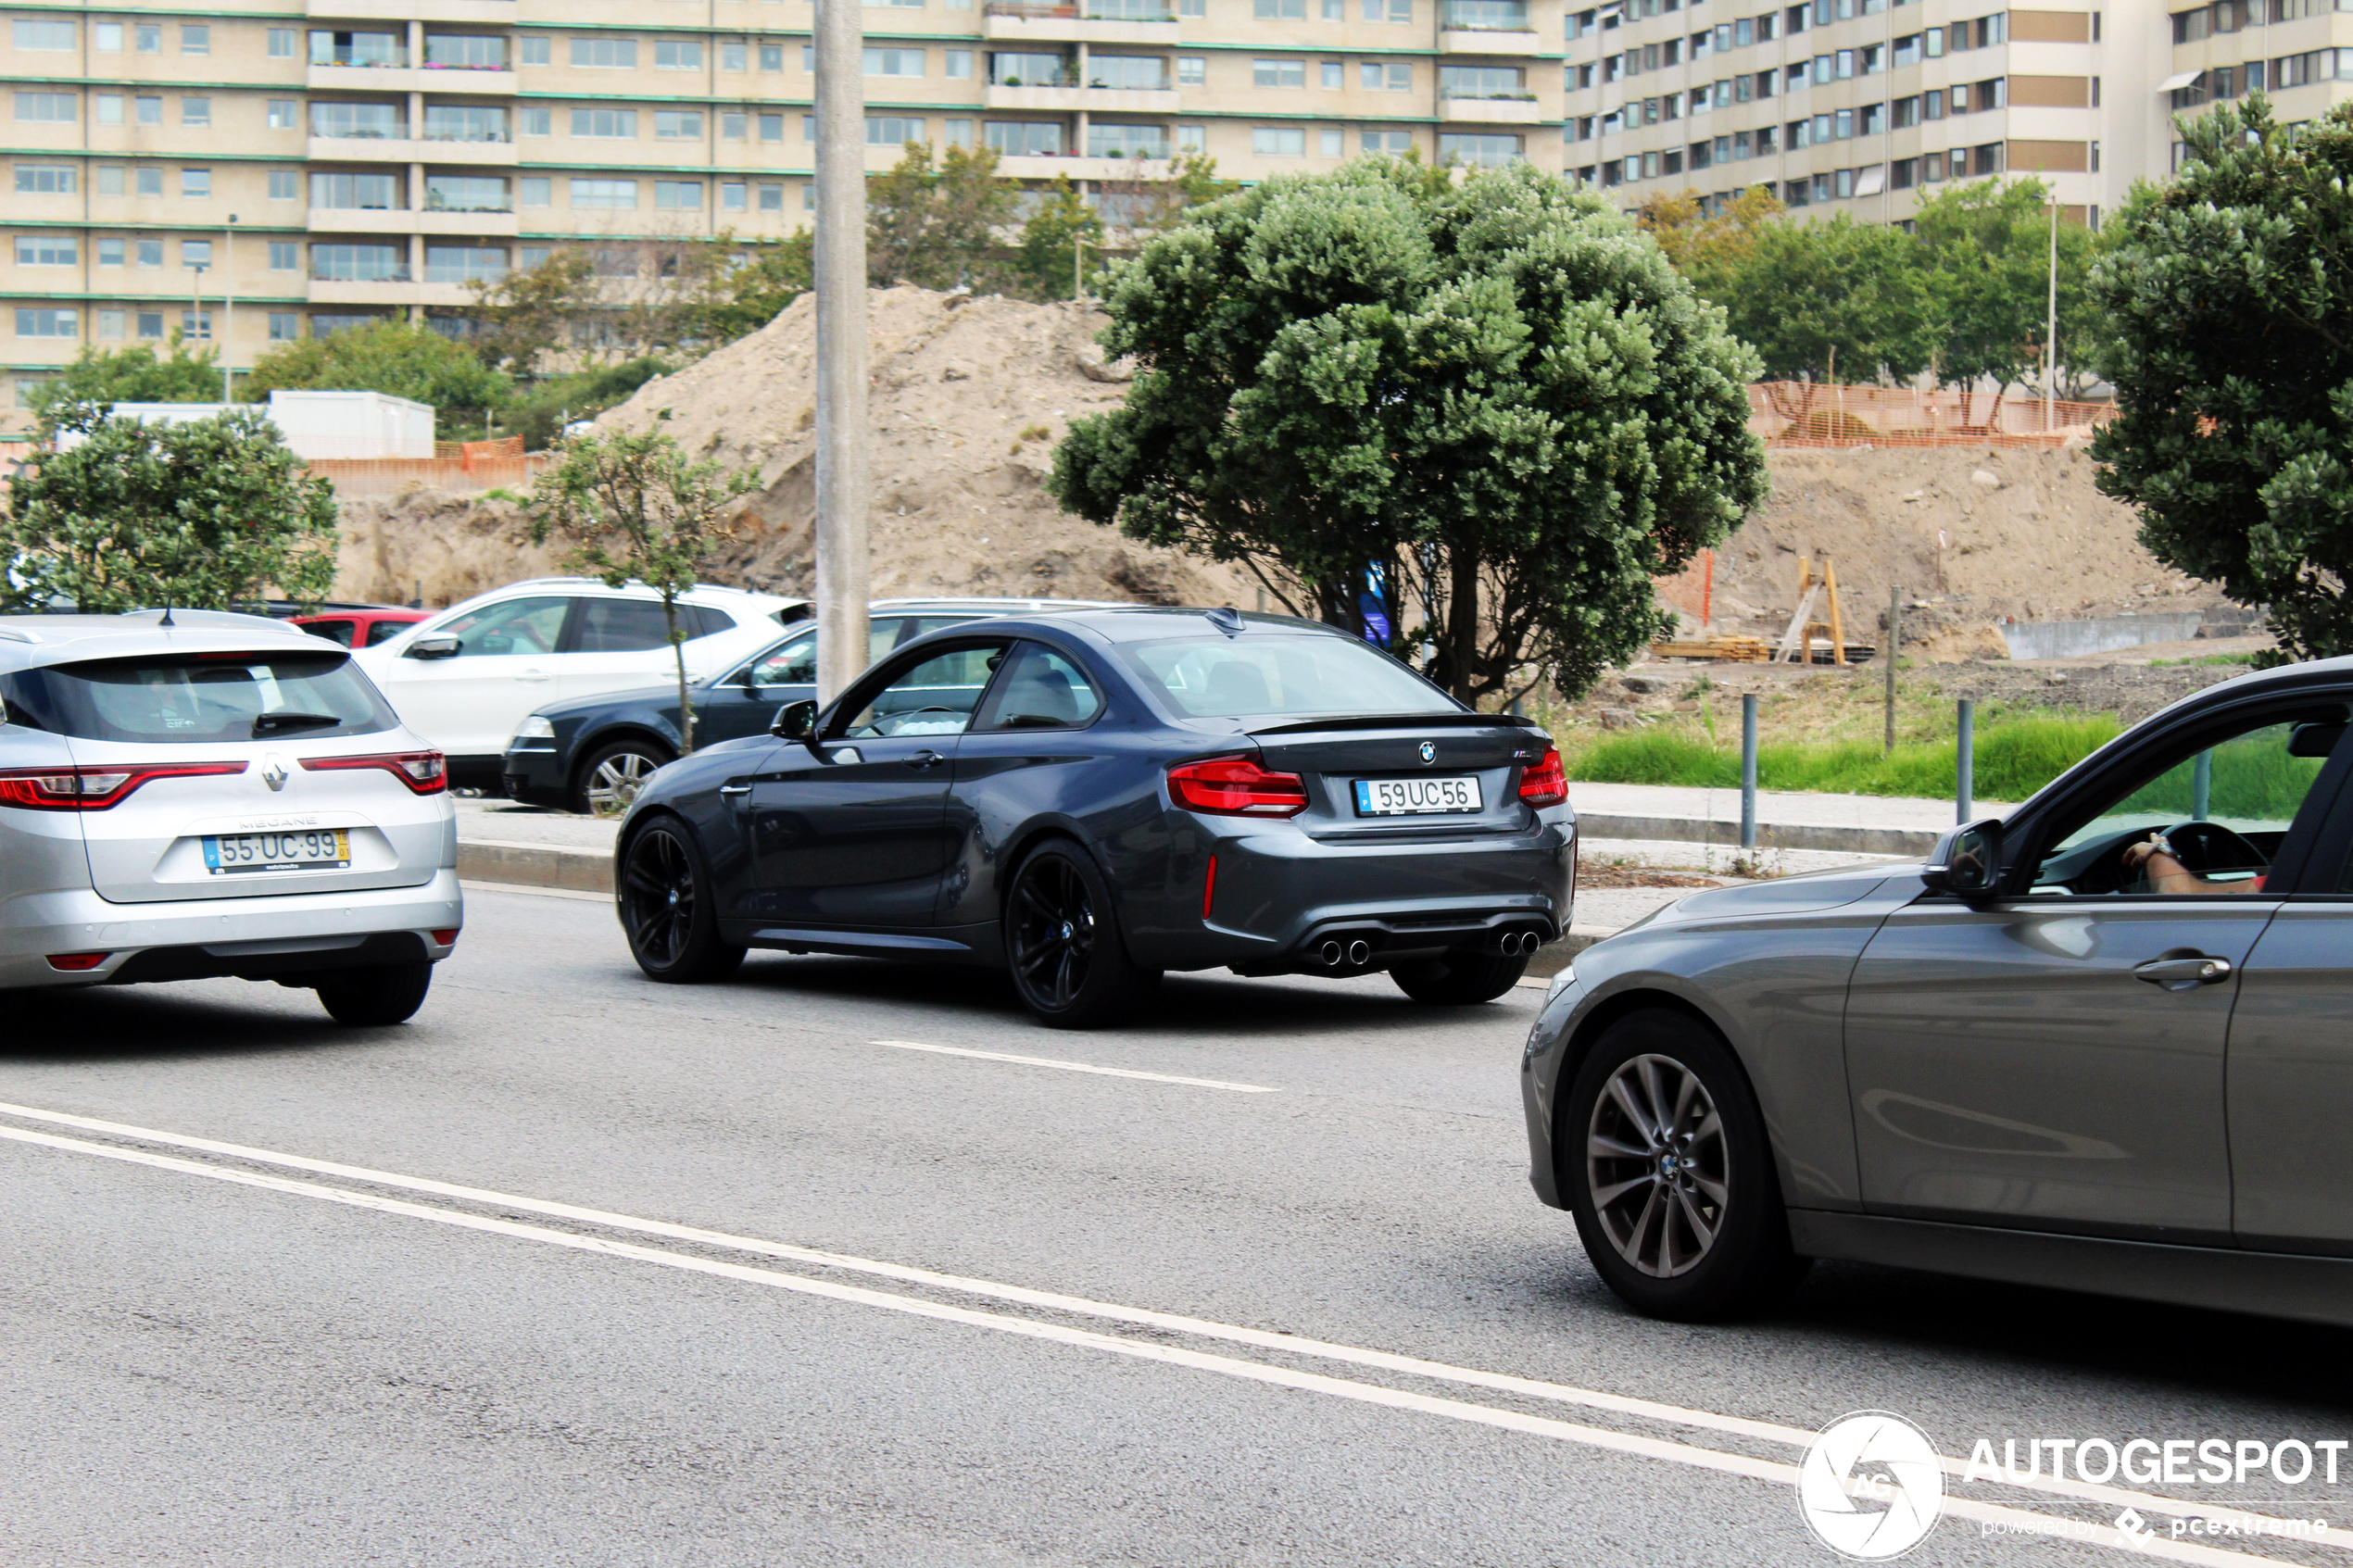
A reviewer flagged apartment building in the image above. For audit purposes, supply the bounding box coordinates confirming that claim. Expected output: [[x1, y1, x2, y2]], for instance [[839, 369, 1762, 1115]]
[[0, 0, 1575, 413]]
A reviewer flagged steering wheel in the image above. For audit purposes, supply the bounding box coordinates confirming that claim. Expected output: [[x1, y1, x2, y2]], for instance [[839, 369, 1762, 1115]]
[[874, 704, 963, 737], [2134, 820, 2269, 889]]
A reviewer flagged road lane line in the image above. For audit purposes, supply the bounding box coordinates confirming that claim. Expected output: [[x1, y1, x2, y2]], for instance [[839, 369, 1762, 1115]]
[[0, 1098, 2336, 1551], [870, 1038, 1277, 1093], [0, 1119, 2298, 1568]]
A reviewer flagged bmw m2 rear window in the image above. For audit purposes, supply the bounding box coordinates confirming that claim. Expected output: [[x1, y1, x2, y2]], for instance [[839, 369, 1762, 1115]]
[[14, 651, 398, 744], [1123, 635, 1456, 720]]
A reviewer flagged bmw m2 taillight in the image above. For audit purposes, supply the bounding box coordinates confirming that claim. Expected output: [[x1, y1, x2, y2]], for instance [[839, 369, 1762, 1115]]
[[299, 750, 448, 795], [0, 761, 247, 811], [1517, 746, 1567, 809], [1167, 756, 1310, 818]]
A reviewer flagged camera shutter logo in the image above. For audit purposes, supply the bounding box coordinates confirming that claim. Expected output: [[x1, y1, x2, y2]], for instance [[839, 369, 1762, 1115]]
[[1796, 1411, 1945, 1560]]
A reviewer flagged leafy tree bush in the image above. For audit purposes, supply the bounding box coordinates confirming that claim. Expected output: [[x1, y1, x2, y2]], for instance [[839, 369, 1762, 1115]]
[[24, 339, 222, 431], [868, 144, 1017, 289], [501, 357, 677, 450], [0, 408, 338, 612], [1013, 177, 1104, 301], [1712, 211, 1934, 384], [240, 320, 510, 434], [2090, 95, 2353, 661], [1051, 157, 1767, 704], [1912, 177, 2096, 413]]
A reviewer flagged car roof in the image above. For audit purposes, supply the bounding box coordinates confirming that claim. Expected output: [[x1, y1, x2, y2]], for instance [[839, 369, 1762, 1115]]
[[925, 606, 1343, 646], [434, 578, 811, 617], [0, 610, 341, 671]]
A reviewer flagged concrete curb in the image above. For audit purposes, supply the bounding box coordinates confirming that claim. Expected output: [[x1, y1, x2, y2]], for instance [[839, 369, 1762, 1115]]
[[1575, 812, 1940, 858], [457, 839, 613, 895]]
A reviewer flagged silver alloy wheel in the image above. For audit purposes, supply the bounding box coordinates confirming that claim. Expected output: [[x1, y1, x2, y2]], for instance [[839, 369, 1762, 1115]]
[[586, 750, 661, 816], [1585, 1052, 1730, 1278]]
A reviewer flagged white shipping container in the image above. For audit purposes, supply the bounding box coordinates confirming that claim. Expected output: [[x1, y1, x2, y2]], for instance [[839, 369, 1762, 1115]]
[[51, 390, 434, 460]]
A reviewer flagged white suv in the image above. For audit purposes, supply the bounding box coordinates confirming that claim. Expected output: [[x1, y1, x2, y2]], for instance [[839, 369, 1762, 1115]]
[[354, 578, 808, 787], [0, 610, 461, 1024]]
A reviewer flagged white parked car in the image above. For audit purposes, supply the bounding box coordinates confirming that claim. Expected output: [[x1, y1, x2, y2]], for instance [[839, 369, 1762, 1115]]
[[0, 610, 461, 1024], [353, 578, 809, 788]]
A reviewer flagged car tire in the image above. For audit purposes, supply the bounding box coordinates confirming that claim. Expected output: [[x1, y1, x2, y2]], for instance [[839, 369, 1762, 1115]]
[[315, 960, 434, 1026], [1560, 1008, 1810, 1322], [1003, 839, 1158, 1029], [573, 738, 675, 817], [619, 817, 746, 985], [1390, 950, 1528, 1005]]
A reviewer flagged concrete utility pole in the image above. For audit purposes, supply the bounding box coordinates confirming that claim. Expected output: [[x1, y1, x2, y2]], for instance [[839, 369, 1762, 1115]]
[[1883, 583, 1900, 754], [2044, 201, 2058, 432], [812, 0, 871, 705]]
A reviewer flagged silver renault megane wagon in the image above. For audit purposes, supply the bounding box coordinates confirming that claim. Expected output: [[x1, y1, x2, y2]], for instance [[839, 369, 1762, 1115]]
[[0, 610, 461, 1024]]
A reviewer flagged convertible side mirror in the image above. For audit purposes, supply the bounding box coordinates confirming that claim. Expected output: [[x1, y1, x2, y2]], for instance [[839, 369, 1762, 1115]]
[[404, 633, 459, 660], [1922, 818, 2005, 897], [772, 698, 818, 742]]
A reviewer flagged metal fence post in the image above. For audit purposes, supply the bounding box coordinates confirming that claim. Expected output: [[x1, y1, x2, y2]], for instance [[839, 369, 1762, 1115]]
[[1957, 698, 1975, 824], [1741, 693, 1757, 850]]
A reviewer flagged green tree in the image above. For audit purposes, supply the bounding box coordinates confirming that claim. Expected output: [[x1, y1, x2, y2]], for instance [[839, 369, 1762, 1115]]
[[501, 357, 676, 449], [681, 231, 814, 345], [25, 339, 223, 431], [1913, 177, 2095, 420], [866, 143, 1018, 289], [1633, 182, 1786, 296], [468, 246, 600, 375], [1014, 176, 1105, 300], [0, 408, 338, 613], [1090, 153, 1243, 237], [1050, 157, 1768, 704], [2091, 94, 2353, 662], [240, 320, 511, 434], [1713, 212, 1935, 387], [513, 419, 761, 753]]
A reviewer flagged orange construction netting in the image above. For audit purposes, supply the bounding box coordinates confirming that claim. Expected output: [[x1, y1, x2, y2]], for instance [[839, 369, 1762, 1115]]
[[1750, 381, 2112, 449]]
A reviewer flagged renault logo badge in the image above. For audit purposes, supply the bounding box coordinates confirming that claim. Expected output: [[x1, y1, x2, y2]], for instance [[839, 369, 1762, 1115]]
[[1418, 742, 1437, 764], [262, 754, 290, 792]]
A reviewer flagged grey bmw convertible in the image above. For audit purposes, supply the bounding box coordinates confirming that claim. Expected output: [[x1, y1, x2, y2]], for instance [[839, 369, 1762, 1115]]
[[1526, 655, 2353, 1325]]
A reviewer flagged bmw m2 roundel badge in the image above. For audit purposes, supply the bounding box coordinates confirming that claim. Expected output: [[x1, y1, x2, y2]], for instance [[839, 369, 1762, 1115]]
[[1418, 742, 1437, 764]]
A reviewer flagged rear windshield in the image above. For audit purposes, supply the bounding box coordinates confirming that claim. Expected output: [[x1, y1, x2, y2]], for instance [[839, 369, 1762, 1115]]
[[11, 650, 399, 745], [1121, 634, 1457, 720]]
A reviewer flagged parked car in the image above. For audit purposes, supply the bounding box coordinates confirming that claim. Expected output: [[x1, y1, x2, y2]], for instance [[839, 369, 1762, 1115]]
[[0, 608, 461, 1024], [294, 606, 430, 649], [610, 606, 1574, 1026], [502, 597, 1128, 815], [1523, 656, 2353, 1326], [352, 579, 808, 790]]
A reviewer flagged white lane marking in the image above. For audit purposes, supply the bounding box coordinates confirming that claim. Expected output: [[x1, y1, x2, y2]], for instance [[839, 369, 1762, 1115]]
[[870, 1038, 1277, 1094], [0, 1119, 2295, 1568], [0, 1104, 2334, 1550]]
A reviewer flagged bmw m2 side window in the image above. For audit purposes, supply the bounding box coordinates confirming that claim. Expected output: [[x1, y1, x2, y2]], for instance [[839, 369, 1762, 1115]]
[[973, 643, 1101, 731], [837, 644, 1010, 739], [1123, 634, 1453, 720]]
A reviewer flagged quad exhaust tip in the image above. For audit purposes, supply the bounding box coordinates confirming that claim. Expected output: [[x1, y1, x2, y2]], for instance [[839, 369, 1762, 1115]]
[[1498, 930, 1541, 957], [1316, 937, 1376, 967], [1319, 939, 1344, 966], [1347, 938, 1371, 966]]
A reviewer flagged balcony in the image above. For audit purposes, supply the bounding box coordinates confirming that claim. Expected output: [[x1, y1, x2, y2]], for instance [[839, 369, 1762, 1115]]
[[308, 207, 520, 234], [308, 133, 519, 164], [994, 152, 1176, 179], [983, 4, 1180, 46], [308, 63, 518, 93], [985, 82, 1178, 111], [1439, 94, 1541, 121], [308, 0, 516, 22], [310, 277, 482, 307]]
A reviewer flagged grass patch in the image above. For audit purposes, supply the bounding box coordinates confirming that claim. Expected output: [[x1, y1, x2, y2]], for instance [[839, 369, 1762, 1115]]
[[2150, 650, 2259, 668], [1565, 713, 2121, 802]]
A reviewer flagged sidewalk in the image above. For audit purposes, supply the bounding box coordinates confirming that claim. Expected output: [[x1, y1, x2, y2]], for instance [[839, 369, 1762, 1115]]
[[454, 799, 617, 893], [1567, 781, 2010, 857]]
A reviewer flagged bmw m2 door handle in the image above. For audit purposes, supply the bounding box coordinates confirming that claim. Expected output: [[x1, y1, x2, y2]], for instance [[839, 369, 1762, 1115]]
[[905, 750, 947, 770], [2133, 955, 2233, 988]]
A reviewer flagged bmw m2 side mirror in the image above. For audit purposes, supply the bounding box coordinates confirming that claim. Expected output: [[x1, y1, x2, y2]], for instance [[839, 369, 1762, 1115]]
[[1922, 818, 2004, 897], [773, 698, 818, 742], [404, 633, 460, 660]]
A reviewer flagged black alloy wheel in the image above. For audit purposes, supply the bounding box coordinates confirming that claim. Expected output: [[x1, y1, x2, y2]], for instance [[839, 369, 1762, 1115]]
[[620, 819, 745, 984], [1561, 1008, 1809, 1322], [1004, 841, 1156, 1028]]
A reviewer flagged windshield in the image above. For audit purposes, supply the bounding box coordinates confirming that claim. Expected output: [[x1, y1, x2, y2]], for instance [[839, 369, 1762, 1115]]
[[1121, 634, 1456, 720], [15, 650, 400, 745]]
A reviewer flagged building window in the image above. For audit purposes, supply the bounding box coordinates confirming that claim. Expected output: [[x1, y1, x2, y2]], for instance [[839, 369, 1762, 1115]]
[[571, 37, 637, 69], [15, 308, 76, 338], [655, 39, 702, 69], [987, 120, 1063, 155], [761, 112, 785, 141], [269, 312, 299, 341], [1321, 60, 1343, 88], [135, 23, 159, 51], [519, 246, 551, 268], [268, 27, 296, 57], [426, 174, 510, 211], [182, 239, 212, 267], [867, 116, 925, 144], [1319, 127, 1343, 154], [181, 24, 208, 53], [94, 20, 122, 50], [1364, 128, 1412, 152], [946, 48, 974, 78], [135, 168, 162, 197], [97, 309, 125, 339], [14, 92, 75, 123], [1256, 0, 1308, 14], [1090, 121, 1168, 157], [182, 169, 210, 198], [425, 245, 508, 282], [312, 171, 401, 208], [425, 33, 506, 69], [723, 41, 748, 70], [182, 97, 210, 126], [570, 178, 640, 207], [654, 180, 703, 208], [1181, 0, 1206, 15], [267, 99, 298, 130], [1176, 123, 1205, 151], [761, 43, 784, 69], [95, 93, 122, 123], [1254, 58, 1306, 88], [1439, 132, 1522, 165], [722, 181, 747, 209], [98, 237, 125, 265], [655, 110, 704, 138], [270, 241, 299, 269], [13, 17, 73, 48], [866, 46, 925, 75], [520, 107, 552, 135], [135, 238, 161, 266], [573, 108, 637, 137], [15, 235, 76, 266], [1179, 56, 1205, 85], [520, 177, 552, 206], [311, 244, 405, 281], [722, 110, 748, 140], [1252, 125, 1307, 154], [136, 310, 165, 338], [760, 182, 784, 209], [15, 164, 74, 194], [311, 28, 399, 65], [521, 36, 550, 66]]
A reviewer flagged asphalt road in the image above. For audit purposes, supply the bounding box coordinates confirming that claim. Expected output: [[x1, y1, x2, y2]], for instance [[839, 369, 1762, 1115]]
[[4, 884, 2350, 1567]]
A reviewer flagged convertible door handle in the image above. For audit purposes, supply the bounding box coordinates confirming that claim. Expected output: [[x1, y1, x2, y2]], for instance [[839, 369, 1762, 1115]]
[[905, 750, 947, 770], [718, 784, 751, 797], [2133, 955, 2233, 987]]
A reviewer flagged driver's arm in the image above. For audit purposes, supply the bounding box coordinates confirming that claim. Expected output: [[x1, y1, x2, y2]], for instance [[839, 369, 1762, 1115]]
[[2121, 835, 2266, 894]]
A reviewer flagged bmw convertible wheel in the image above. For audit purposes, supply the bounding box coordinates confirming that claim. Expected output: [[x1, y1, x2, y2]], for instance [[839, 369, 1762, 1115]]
[[620, 819, 745, 984], [1563, 1010, 1808, 1321], [1004, 841, 1157, 1029]]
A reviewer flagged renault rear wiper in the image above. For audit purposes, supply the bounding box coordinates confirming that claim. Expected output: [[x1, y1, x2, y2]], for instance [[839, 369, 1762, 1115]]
[[252, 710, 343, 737]]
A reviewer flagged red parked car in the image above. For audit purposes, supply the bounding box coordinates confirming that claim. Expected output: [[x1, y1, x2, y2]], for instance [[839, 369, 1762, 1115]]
[[294, 606, 430, 649]]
